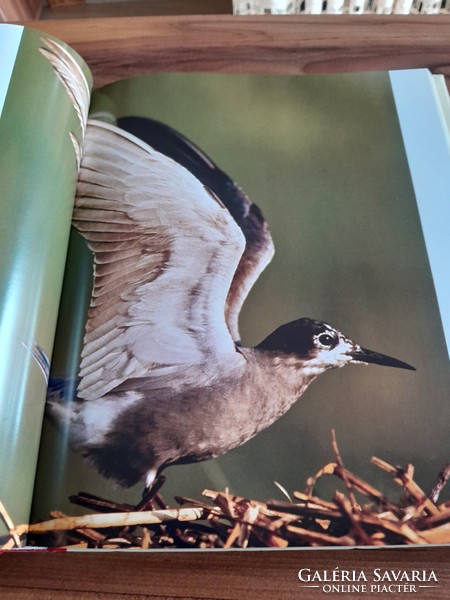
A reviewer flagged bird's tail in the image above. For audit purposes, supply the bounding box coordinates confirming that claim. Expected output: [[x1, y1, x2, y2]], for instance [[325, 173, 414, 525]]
[[46, 376, 79, 426]]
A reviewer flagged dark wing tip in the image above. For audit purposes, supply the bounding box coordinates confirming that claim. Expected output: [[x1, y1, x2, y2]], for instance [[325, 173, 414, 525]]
[[117, 116, 252, 222]]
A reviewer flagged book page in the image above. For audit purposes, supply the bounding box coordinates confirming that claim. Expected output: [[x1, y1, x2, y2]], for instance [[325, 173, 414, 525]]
[[0, 24, 92, 544], [29, 70, 449, 549], [390, 70, 450, 360]]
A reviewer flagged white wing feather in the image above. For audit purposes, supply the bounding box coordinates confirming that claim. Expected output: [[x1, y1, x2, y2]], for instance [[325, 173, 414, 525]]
[[39, 37, 90, 135], [74, 120, 246, 400]]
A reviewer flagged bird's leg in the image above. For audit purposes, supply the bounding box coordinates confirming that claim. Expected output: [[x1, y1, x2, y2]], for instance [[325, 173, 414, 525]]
[[145, 468, 158, 491], [134, 473, 167, 511]]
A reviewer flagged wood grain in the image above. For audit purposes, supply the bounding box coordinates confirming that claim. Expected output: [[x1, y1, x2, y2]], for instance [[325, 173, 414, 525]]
[[47, 0, 83, 7], [0, 0, 42, 21], [3, 14, 450, 598], [22, 15, 450, 88], [1, 546, 450, 598], [43, 0, 231, 20]]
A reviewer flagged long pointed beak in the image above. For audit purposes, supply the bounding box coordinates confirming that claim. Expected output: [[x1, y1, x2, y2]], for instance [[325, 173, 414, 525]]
[[349, 347, 416, 371]]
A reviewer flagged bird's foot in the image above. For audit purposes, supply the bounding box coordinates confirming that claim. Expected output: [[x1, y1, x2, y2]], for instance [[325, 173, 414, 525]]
[[134, 474, 167, 512]]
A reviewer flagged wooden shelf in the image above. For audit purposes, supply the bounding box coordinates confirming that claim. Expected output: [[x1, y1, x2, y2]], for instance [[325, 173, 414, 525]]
[[42, 0, 232, 20], [1, 0, 42, 21], [22, 14, 450, 88], [1, 545, 450, 599], [3, 14, 450, 599]]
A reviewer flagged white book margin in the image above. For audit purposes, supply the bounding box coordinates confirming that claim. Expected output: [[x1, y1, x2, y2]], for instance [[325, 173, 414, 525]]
[[390, 69, 450, 360], [0, 25, 24, 120]]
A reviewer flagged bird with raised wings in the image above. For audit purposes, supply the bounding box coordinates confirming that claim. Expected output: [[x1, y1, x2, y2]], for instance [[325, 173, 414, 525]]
[[49, 118, 415, 492]]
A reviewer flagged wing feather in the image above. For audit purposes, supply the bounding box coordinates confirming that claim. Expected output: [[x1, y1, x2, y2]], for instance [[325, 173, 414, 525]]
[[74, 120, 246, 400], [116, 117, 275, 344]]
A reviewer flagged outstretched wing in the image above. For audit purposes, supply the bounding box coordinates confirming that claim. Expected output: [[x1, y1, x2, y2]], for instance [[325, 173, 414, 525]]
[[39, 37, 91, 168], [117, 117, 275, 344], [73, 120, 246, 400]]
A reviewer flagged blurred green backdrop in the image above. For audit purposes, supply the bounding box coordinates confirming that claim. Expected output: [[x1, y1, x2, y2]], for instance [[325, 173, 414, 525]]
[[32, 71, 450, 526]]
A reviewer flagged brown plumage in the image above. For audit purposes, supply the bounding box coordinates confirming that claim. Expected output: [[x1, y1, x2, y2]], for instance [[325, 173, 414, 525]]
[[48, 119, 414, 490]]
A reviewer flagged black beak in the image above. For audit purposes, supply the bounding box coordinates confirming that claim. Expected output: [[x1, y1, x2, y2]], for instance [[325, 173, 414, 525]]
[[349, 347, 416, 371]]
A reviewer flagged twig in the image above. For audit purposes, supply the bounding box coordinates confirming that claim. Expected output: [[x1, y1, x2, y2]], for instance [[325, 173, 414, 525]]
[[69, 492, 135, 513], [268, 498, 342, 521], [371, 457, 439, 516], [418, 522, 450, 544], [50, 510, 107, 545], [356, 512, 428, 545], [416, 506, 450, 530], [286, 523, 355, 546], [293, 491, 340, 512], [14, 507, 210, 536], [304, 462, 336, 496], [331, 429, 360, 511], [0, 501, 21, 548], [334, 491, 372, 546], [273, 481, 292, 503], [429, 463, 450, 504], [250, 514, 289, 548], [14, 432, 450, 550]]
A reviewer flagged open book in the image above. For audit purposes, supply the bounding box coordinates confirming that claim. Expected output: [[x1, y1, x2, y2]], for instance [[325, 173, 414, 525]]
[[1, 23, 449, 550]]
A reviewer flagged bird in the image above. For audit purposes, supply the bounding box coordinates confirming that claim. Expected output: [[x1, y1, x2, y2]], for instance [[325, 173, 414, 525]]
[[48, 117, 415, 493]]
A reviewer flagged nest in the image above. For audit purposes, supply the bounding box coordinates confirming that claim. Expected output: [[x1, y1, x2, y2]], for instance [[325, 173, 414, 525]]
[[2, 431, 450, 550]]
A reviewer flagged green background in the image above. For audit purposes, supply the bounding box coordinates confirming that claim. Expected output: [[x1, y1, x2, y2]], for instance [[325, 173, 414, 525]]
[[32, 71, 450, 530]]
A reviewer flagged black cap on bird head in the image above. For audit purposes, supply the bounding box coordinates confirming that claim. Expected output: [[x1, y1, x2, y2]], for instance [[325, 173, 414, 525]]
[[257, 318, 415, 372]]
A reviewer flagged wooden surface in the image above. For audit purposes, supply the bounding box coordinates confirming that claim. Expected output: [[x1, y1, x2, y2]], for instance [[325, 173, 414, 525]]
[[46, 0, 83, 7], [21, 15, 450, 88], [1, 546, 450, 598], [4, 14, 450, 598], [42, 0, 231, 20], [0, 0, 42, 21]]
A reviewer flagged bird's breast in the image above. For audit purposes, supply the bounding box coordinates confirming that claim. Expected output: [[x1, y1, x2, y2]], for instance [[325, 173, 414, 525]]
[[177, 349, 316, 457], [64, 349, 317, 485]]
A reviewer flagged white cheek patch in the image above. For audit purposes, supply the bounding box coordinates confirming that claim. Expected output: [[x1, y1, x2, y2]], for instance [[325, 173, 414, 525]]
[[308, 339, 355, 372]]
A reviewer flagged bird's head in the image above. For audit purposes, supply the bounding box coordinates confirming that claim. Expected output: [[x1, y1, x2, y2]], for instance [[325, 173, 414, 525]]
[[257, 318, 415, 375]]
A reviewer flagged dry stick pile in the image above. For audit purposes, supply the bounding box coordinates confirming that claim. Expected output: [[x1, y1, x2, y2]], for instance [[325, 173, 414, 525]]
[[3, 431, 450, 550]]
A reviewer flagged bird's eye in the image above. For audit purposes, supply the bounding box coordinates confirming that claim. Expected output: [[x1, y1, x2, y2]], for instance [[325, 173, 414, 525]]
[[317, 333, 334, 347]]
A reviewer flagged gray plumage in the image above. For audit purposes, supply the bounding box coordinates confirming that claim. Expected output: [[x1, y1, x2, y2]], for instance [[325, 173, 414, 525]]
[[49, 120, 414, 489]]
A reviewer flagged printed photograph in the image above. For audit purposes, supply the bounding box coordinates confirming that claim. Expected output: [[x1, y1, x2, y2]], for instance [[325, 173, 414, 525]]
[[0, 40, 448, 548], [31, 71, 450, 549]]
